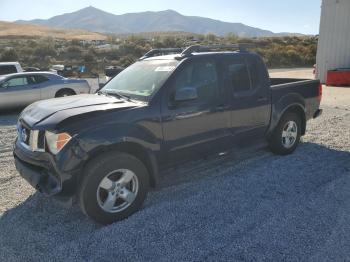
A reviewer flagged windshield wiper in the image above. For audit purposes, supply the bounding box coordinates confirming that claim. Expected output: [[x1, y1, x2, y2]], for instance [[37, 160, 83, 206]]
[[98, 90, 132, 102], [114, 92, 132, 101], [97, 90, 112, 97]]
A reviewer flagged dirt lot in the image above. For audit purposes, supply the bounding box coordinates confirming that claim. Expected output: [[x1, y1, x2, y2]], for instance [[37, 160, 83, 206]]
[[0, 69, 349, 261]]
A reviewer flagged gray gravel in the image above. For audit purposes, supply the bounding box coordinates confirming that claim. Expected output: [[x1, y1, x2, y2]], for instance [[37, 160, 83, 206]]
[[0, 103, 350, 261]]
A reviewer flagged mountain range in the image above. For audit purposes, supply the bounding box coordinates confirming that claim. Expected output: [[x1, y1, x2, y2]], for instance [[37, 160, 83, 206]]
[[16, 6, 299, 37], [0, 21, 107, 40]]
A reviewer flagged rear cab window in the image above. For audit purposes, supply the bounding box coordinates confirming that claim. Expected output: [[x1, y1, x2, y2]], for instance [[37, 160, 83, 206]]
[[245, 55, 267, 90], [0, 65, 17, 75]]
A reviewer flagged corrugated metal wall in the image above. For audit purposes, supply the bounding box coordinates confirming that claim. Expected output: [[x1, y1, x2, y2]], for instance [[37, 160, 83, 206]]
[[316, 0, 350, 83]]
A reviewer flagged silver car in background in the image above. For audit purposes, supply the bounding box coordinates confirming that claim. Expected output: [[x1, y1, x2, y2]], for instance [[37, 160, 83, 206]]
[[0, 72, 91, 110]]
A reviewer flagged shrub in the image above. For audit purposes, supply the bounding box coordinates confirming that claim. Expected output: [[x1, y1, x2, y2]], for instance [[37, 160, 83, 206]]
[[0, 34, 317, 74], [0, 49, 19, 61]]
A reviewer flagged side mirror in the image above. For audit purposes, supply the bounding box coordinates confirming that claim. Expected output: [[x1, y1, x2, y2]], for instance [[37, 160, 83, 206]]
[[1, 82, 9, 89], [98, 83, 106, 90], [174, 87, 198, 102]]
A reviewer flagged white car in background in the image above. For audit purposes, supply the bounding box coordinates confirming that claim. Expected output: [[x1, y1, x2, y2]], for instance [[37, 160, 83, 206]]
[[0, 72, 91, 110]]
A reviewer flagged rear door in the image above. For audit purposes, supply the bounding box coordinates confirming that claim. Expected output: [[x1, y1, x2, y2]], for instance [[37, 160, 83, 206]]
[[224, 55, 271, 146], [0, 75, 41, 108], [161, 57, 231, 163], [32, 74, 51, 99]]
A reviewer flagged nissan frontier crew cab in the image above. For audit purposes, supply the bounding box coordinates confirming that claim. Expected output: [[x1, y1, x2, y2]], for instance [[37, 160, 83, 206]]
[[13, 45, 323, 224]]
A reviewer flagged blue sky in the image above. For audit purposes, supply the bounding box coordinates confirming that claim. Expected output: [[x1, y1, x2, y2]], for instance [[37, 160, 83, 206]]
[[0, 0, 321, 34]]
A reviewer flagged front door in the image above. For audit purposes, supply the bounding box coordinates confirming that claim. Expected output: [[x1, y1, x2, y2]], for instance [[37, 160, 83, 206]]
[[161, 57, 231, 163], [0, 75, 41, 109]]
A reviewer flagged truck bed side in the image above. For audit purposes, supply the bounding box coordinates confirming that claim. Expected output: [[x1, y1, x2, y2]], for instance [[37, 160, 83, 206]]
[[268, 78, 321, 135]]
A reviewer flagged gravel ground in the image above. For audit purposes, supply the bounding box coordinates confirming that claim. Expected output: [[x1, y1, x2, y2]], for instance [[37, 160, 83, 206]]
[[0, 70, 350, 261]]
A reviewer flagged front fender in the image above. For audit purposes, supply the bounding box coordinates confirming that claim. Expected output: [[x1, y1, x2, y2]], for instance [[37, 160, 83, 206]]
[[54, 123, 161, 195], [78, 123, 160, 155]]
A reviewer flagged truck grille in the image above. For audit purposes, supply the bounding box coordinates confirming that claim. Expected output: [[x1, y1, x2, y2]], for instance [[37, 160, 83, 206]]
[[18, 122, 45, 152]]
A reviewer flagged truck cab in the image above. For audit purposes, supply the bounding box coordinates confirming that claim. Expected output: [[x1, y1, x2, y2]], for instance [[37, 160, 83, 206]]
[[0, 62, 23, 76]]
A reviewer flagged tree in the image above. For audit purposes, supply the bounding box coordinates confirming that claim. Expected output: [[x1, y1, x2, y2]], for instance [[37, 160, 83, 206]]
[[205, 33, 217, 42], [71, 39, 81, 46], [0, 49, 19, 61], [0, 33, 317, 74], [162, 36, 176, 47], [83, 53, 95, 63], [66, 46, 82, 60], [118, 55, 135, 67], [108, 34, 117, 43], [34, 39, 57, 60], [225, 33, 239, 43]]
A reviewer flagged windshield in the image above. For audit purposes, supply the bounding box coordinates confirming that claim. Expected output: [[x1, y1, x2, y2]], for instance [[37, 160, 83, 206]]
[[102, 59, 179, 101]]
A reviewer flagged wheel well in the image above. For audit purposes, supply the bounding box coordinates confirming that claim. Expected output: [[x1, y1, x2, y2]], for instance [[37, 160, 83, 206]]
[[55, 88, 76, 97], [284, 105, 306, 135], [83, 143, 158, 188]]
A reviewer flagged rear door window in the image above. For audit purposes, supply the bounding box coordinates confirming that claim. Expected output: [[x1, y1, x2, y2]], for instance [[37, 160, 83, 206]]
[[30, 75, 50, 84], [225, 58, 252, 94], [0, 65, 17, 75]]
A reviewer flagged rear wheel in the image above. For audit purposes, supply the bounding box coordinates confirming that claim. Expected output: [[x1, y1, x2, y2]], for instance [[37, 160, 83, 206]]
[[55, 89, 75, 97], [78, 152, 149, 224], [269, 112, 301, 155]]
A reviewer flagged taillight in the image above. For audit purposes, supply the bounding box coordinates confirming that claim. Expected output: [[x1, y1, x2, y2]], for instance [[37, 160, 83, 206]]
[[318, 83, 322, 102]]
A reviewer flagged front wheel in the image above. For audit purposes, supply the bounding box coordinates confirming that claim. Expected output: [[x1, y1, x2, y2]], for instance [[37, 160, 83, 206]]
[[78, 152, 149, 224], [55, 89, 75, 97], [269, 112, 301, 155]]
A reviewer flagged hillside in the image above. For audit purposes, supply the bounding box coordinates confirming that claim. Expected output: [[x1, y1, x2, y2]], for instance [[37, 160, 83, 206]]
[[16, 6, 297, 37], [0, 21, 107, 40]]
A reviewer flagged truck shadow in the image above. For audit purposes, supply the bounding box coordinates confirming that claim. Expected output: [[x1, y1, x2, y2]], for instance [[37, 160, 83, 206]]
[[1, 142, 350, 260]]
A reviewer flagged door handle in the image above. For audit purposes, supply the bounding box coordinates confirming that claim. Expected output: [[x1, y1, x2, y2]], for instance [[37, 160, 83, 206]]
[[257, 97, 268, 102], [175, 111, 205, 119], [214, 104, 227, 112]]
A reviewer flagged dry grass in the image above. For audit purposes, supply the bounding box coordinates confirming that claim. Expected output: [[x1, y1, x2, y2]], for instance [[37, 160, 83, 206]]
[[0, 21, 107, 40]]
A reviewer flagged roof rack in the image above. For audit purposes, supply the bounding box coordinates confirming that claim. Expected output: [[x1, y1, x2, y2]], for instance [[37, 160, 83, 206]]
[[180, 44, 255, 57], [139, 44, 256, 60], [139, 48, 183, 60]]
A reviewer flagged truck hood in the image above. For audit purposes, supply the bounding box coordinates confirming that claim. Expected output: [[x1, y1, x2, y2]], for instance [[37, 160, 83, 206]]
[[20, 94, 143, 127]]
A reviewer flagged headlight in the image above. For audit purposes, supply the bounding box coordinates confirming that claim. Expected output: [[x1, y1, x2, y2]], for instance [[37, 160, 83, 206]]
[[45, 131, 72, 154]]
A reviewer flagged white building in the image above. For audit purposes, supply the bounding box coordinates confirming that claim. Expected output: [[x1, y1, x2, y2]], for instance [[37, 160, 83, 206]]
[[316, 0, 350, 83]]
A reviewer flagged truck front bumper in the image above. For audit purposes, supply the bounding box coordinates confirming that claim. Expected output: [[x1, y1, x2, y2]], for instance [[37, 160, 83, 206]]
[[13, 137, 83, 201], [14, 156, 61, 196]]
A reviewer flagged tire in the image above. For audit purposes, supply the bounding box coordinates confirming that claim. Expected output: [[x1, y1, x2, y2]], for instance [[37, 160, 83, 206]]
[[269, 112, 301, 155], [55, 89, 75, 97], [78, 152, 149, 224]]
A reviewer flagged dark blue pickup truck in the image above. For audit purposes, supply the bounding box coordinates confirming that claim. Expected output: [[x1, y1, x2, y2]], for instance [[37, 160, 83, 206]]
[[13, 45, 322, 224]]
